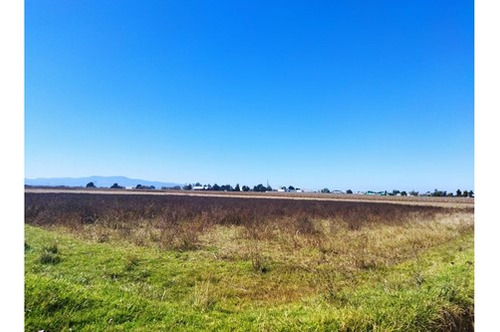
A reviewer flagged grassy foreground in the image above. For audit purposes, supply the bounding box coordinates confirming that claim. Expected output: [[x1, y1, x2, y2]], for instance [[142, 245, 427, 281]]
[[25, 223, 473, 331]]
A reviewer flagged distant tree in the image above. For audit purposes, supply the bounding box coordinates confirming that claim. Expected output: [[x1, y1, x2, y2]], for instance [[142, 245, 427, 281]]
[[456, 189, 462, 197], [183, 184, 193, 190], [234, 184, 240, 191], [463, 190, 469, 197], [392, 190, 400, 196], [212, 183, 221, 191], [86, 182, 96, 188], [135, 184, 155, 190], [110, 183, 123, 189], [346, 189, 353, 194], [253, 184, 267, 192], [221, 184, 233, 191], [409, 190, 419, 196], [401, 191, 407, 196], [468, 190, 474, 198], [266, 185, 272, 192], [321, 188, 330, 193], [242, 185, 250, 192], [288, 186, 295, 191], [432, 189, 447, 197], [195, 182, 202, 187], [447, 192, 454, 197]]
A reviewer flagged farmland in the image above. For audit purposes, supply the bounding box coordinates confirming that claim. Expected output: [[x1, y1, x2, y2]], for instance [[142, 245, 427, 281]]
[[25, 191, 474, 331]]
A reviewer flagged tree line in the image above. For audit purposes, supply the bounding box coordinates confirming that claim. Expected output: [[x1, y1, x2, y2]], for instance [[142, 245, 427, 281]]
[[86, 181, 474, 197], [181, 182, 266, 192]]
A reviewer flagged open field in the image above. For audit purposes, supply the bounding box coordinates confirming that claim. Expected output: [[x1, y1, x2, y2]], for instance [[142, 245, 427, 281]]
[[25, 187, 474, 209], [25, 191, 474, 331]]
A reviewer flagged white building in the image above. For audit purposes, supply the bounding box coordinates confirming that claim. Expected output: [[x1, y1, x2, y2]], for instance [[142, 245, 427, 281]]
[[193, 185, 205, 190]]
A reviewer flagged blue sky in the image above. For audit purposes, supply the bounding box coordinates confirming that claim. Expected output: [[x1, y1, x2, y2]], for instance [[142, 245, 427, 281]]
[[25, 0, 474, 192]]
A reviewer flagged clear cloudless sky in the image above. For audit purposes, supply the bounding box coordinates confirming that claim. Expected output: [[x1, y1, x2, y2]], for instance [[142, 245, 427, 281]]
[[25, 0, 474, 192]]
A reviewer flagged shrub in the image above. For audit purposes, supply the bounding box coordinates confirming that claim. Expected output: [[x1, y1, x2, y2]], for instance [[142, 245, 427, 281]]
[[248, 243, 269, 273], [39, 243, 61, 264], [192, 279, 216, 311], [39, 252, 61, 264]]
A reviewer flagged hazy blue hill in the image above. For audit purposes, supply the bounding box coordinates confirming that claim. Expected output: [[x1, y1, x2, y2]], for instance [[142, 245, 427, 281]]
[[25, 176, 183, 189]]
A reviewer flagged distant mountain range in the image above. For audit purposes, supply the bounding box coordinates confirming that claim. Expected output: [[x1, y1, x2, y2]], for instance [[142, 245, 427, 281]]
[[25, 176, 184, 189]]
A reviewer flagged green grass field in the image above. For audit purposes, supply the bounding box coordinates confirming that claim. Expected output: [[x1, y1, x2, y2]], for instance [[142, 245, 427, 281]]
[[25, 225, 473, 330]]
